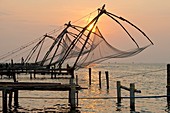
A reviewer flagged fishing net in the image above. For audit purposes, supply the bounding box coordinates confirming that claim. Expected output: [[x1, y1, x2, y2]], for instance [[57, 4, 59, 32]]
[[0, 5, 153, 70], [46, 24, 152, 69]]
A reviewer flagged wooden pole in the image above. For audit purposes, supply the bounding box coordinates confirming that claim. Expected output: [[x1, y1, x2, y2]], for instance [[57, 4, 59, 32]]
[[76, 75, 78, 85], [2, 89, 7, 113], [130, 83, 135, 111], [69, 78, 76, 109], [105, 71, 109, 89], [51, 67, 54, 79], [14, 90, 19, 109], [167, 64, 170, 107], [70, 67, 74, 79], [8, 91, 13, 109], [13, 72, 17, 82], [30, 73, 32, 79], [99, 71, 102, 89], [89, 68, 91, 86], [34, 70, 36, 79], [117, 81, 121, 104]]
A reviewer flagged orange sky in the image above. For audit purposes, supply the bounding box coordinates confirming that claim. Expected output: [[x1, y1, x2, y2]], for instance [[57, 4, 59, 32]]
[[0, 0, 170, 63]]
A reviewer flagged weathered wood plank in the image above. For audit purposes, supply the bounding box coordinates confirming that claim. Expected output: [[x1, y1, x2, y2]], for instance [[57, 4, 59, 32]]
[[0, 82, 82, 91]]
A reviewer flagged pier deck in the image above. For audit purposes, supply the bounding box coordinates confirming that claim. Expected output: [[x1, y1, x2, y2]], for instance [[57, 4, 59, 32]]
[[0, 82, 81, 113]]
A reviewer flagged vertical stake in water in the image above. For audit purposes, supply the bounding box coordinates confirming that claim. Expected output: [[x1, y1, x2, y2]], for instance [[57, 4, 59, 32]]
[[8, 91, 13, 109], [89, 68, 91, 86], [167, 64, 170, 107], [117, 81, 121, 104], [69, 78, 76, 109], [130, 83, 135, 111], [14, 90, 19, 109], [105, 71, 109, 89], [2, 89, 7, 113], [99, 71, 102, 89]]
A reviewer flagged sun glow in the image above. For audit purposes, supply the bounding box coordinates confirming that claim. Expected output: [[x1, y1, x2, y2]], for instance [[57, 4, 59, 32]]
[[87, 23, 96, 32]]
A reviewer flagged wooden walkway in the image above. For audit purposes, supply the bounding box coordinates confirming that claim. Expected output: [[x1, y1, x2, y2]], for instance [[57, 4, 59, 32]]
[[0, 81, 82, 113], [0, 63, 83, 113]]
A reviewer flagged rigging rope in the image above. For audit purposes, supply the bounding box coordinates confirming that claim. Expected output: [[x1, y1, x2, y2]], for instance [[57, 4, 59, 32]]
[[1, 95, 168, 100]]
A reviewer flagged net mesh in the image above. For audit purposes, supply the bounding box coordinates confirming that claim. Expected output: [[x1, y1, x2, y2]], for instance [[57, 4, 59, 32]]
[[0, 6, 153, 70]]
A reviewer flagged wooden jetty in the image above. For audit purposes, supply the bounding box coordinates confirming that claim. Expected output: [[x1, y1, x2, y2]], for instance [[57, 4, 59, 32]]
[[0, 82, 82, 113], [0, 62, 83, 113]]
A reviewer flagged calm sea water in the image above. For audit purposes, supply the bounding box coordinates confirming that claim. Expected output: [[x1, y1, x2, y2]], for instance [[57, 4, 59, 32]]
[[0, 63, 168, 113]]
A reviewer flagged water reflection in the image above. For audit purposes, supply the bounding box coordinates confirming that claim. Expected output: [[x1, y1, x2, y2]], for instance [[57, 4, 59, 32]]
[[8, 104, 81, 113]]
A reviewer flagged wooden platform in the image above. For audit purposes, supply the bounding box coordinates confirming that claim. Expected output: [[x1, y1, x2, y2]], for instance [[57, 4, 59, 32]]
[[0, 82, 82, 113], [0, 82, 81, 91], [0, 63, 82, 112]]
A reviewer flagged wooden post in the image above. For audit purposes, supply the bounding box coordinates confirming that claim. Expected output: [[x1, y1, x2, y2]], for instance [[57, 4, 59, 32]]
[[89, 68, 91, 86], [13, 72, 17, 82], [30, 73, 32, 79], [8, 91, 13, 109], [130, 83, 135, 111], [51, 67, 54, 79], [34, 70, 36, 79], [99, 71, 102, 89], [76, 75, 78, 85], [11, 59, 13, 66], [14, 90, 19, 109], [2, 89, 7, 113], [105, 71, 109, 89], [117, 81, 121, 104], [69, 78, 76, 109], [167, 64, 170, 107], [70, 67, 74, 79]]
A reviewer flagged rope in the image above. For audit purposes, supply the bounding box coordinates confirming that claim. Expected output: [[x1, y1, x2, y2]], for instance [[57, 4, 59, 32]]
[[1, 95, 168, 100]]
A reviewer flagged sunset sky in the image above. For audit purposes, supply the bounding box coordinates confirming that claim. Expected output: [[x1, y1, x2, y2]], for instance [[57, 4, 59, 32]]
[[0, 0, 170, 63]]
